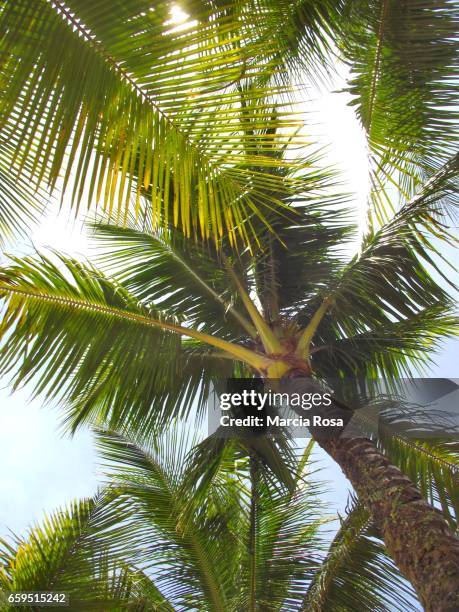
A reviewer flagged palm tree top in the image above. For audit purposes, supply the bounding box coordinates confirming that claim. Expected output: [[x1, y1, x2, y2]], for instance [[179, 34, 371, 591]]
[[0, 2, 458, 609], [0, 143, 456, 436]]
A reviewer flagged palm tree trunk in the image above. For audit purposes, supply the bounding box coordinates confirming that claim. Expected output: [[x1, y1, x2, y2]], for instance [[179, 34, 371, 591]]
[[279, 376, 459, 610], [248, 458, 259, 612], [318, 436, 459, 611], [318, 437, 459, 612]]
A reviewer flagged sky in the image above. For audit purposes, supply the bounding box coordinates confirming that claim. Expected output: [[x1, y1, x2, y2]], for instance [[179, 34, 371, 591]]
[[0, 56, 457, 547]]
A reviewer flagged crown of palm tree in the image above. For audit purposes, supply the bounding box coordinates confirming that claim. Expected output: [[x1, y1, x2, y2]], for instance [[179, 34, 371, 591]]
[[0, 142, 456, 432], [0, 142, 457, 540], [0, 0, 458, 608]]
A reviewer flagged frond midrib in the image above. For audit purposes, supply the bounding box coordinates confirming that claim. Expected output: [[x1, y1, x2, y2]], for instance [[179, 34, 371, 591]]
[[367, 0, 391, 133], [46, 0, 283, 227], [302, 503, 371, 611], [163, 240, 256, 337], [0, 283, 169, 331], [0, 282, 273, 369]]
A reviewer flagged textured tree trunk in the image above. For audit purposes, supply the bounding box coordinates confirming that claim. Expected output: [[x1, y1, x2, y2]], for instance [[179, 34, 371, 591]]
[[319, 436, 459, 611], [279, 376, 459, 610]]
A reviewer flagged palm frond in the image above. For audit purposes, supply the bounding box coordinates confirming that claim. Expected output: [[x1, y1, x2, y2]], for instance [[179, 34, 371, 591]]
[[95, 427, 241, 611], [91, 220, 255, 338], [249, 164, 353, 321], [240, 0, 346, 84], [0, 252, 236, 434], [0, 493, 148, 610], [0, 0, 323, 246], [339, 0, 458, 224], [236, 443, 327, 611], [303, 498, 417, 611], [118, 567, 175, 611], [377, 432, 459, 531], [313, 304, 458, 381], [182, 433, 329, 611], [182, 421, 300, 497], [0, 142, 46, 245], [298, 161, 459, 379]]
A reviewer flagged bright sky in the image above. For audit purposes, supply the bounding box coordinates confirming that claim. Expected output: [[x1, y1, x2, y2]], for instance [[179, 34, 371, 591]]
[[0, 56, 456, 546], [305, 64, 370, 229]]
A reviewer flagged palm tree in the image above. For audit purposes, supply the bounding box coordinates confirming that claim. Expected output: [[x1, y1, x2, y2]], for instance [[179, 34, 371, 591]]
[[0, 427, 418, 611], [0, 144, 457, 607], [0, 0, 458, 608]]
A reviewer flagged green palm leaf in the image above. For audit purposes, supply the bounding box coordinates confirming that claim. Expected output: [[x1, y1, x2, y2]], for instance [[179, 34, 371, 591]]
[[239, 0, 346, 84], [248, 169, 353, 320], [312, 304, 459, 381], [0, 0, 331, 245], [91, 220, 256, 338], [237, 443, 327, 611], [0, 493, 155, 610], [339, 0, 458, 225], [0, 142, 46, 245], [106, 426, 327, 611], [377, 432, 459, 531], [303, 498, 416, 611], [0, 252, 235, 434], [298, 160, 459, 378], [95, 427, 240, 611]]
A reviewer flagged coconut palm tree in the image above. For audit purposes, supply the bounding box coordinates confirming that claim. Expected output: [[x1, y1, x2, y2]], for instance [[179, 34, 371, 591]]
[[0, 428, 418, 611], [0, 0, 458, 609], [0, 141, 457, 608]]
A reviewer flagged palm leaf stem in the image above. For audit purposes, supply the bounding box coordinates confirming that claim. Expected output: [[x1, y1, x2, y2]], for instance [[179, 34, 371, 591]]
[[169, 250, 257, 338], [367, 0, 391, 134], [225, 260, 283, 354], [0, 283, 270, 371], [296, 295, 333, 359]]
